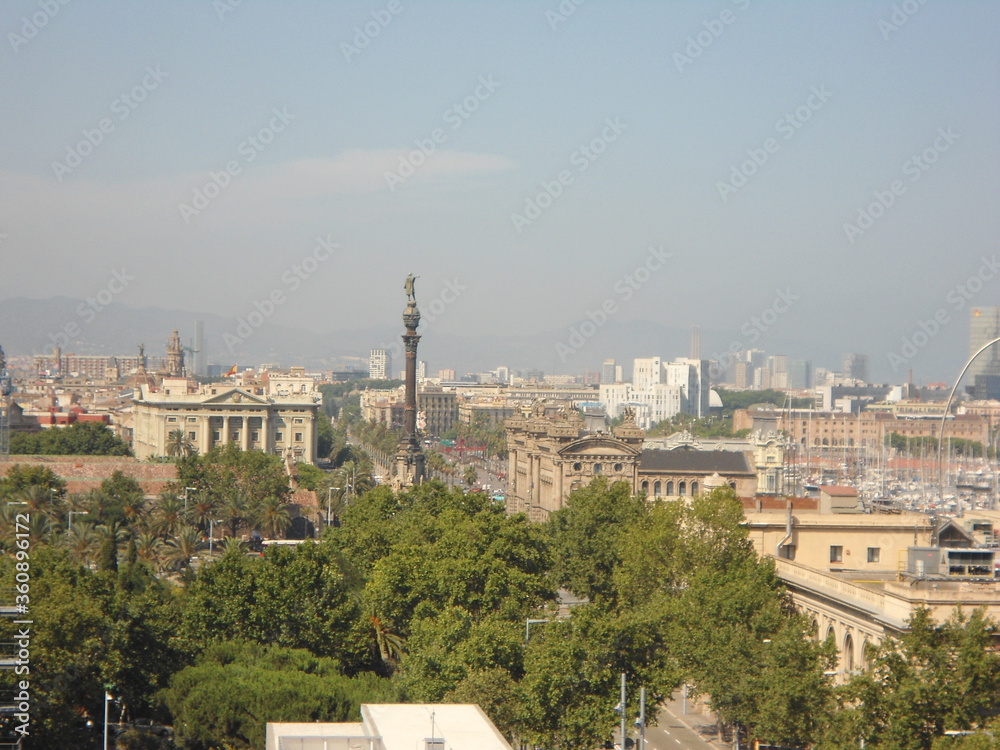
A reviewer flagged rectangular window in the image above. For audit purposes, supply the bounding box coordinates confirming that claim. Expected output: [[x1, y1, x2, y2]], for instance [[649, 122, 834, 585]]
[[294, 432, 303, 442], [867, 547, 880, 563], [187, 431, 196, 440], [294, 418, 304, 424], [251, 431, 259, 441], [830, 546, 844, 563], [167, 416, 177, 423], [780, 544, 796, 561], [276, 432, 283, 441], [187, 417, 197, 422], [212, 431, 221, 441]]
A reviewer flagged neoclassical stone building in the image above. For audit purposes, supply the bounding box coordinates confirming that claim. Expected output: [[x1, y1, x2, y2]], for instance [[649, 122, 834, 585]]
[[505, 402, 644, 520], [131, 377, 320, 463], [505, 403, 762, 520]]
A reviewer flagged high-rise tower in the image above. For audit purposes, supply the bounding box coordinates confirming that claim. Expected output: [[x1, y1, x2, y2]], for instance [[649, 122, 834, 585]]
[[970, 307, 1000, 379]]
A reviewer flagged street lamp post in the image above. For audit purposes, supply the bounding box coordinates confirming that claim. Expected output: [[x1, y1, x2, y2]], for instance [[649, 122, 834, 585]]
[[618, 673, 627, 750], [103, 690, 113, 750], [635, 686, 646, 750]]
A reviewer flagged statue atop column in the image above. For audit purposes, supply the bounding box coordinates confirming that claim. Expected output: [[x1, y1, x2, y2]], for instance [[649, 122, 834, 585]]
[[404, 274, 418, 304], [394, 274, 426, 490]]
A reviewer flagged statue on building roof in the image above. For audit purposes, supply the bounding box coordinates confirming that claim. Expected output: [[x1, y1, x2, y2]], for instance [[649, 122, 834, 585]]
[[532, 398, 547, 417]]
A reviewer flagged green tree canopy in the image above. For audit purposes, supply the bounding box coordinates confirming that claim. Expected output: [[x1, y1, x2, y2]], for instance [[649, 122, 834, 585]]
[[159, 642, 397, 750], [545, 477, 647, 603], [822, 608, 1000, 750], [180, 542, 367, 669], [0, 464, 66, 499], [10, 421, 132, 456], [172, 443, 291, 510]]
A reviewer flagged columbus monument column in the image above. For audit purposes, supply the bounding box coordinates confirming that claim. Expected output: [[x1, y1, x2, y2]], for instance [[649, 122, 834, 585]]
[[393, 274, 426, 490]]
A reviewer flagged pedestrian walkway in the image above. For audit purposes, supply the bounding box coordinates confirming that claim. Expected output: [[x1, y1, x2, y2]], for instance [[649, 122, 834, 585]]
[[654, 689, 728, 749]]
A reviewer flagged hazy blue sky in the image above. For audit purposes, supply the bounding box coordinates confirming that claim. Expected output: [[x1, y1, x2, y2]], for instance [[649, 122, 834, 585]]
[[1, 0, 998, 380]]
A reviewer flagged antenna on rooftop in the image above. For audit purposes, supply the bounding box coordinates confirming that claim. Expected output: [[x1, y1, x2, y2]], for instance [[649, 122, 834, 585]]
[[425, 709, 444, 750]]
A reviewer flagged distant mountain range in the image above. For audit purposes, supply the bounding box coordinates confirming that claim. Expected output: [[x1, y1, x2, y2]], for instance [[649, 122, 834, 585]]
[[0, 296, 943, 382]]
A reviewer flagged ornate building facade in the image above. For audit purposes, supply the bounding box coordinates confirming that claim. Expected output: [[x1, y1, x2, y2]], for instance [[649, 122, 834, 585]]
[[505, 402, 644, 520], [505, 405, 784, 520]]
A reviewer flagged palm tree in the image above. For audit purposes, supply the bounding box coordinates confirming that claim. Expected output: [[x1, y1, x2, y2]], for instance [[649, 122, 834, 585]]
[[93, 521, 128, 553], [164, 526, 201, 569], [165, 429, 196, 459], [151, 494, 186, 538], [0, 498, 56, 547], [65, 524, 99, 566], [120, 494, 147, 529], [134, 532, 166, 570], [252, 496, 291, 539], [220, 492, 248, 538], [370, 613, 405, 673], [94, 520, 127, 572], [218, 536, 245, 557], [80, 489, 111, 521], [18, 485, 61, 523], [190, 496, 219, 533], [333, 458, 374, 501]]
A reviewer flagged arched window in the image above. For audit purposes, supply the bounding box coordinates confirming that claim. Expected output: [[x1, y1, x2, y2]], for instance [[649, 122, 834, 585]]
[[654, 481, 661, 497], [843, 633, 855, 673], [679, 481, 687, 496], [691, 481, 699, 496], [614, 462, 623, 472], [822, 438, 829, 446], [641, 481, 649, 495], [729, 481, 736, 489], [666, 481, 674, 495], [593, 463, 602, 475]]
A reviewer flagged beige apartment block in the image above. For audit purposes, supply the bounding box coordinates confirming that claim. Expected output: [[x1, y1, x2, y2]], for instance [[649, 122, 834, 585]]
[[360, 385, 457, 435], [132, 378, 320, 463], [458, 399, 516, 427], [745, 507, 933, 573], [746, 504, 1000, 678]]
